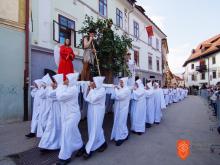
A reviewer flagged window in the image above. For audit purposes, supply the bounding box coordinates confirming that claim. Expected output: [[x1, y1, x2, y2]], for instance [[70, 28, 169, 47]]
[[201, 72, 205, 80], [57, 15, 75, 44], [156, 38, 160, 50], [213, 71, 217, 79], [116, 8, 123, 28], [134, 50, 139, 66], [192, 75, 195, 81], [148, 37, 152, 46], [191, 64, 194, 69], [156, 59, 160, 71], [99, 0, 107, 17], [148, 55, 152, 70], [133, 21, 139, 38], [212, 56, 216, 64]]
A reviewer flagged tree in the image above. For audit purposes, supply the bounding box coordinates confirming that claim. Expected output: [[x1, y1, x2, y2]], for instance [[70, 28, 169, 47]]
[[78, 15, 132, 83]]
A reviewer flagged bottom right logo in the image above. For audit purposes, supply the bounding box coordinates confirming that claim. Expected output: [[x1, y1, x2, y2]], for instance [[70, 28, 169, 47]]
[[177, 139, 190, 160]]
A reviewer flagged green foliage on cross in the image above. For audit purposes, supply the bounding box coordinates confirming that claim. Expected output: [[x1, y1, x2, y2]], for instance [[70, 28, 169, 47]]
[[78, 15, 132, 83]]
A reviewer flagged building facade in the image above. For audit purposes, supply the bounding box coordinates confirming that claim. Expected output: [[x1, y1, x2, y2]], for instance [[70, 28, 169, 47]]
[[183, 34, 220, 87], [31, 0, 168, 84], [0, 0, 27, 122]]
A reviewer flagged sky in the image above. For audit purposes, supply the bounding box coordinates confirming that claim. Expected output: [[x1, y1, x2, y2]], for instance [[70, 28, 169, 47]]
[[137, 0, 220, 74]]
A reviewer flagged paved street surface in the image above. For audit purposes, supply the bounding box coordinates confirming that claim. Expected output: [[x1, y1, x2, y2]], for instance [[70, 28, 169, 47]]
[[1, 96, 220, 165]]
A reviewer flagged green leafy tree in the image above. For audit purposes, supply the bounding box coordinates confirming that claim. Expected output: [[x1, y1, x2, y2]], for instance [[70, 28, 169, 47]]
[[79, 15, 132, 83]]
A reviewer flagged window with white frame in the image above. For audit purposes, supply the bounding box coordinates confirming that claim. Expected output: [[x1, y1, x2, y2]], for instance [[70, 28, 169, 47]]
[[148, 54, 153, 70], [201, 72, 205, 80], [213, 71, 217, 79], [156, 38, 160, 50], [116, 8, 123, 28], [156, 58, 160, 71], [53, 15, 76, 46], [99, 0, 107, 17], [192, 75, 195, 81], [134, 50, 139, 66], [212, 56, 216, 64], [58, 15, 75, 43], [148, 36, 152, 46], [133, 21, 139, 38]]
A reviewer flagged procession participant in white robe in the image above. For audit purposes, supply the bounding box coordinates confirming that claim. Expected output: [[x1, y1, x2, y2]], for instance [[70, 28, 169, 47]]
[[145, 82, 155, 128], [37, 74, 53, 138], [172, 88, 176, 103], [56, 73, 84, 165], [176, 87, 181, 101], [184, 88, 188, 98], [153, 82, 166, 124], [38, 74, 62, 152], [83, 76, 107, 159], [163, 86, 169, 106], [168, 88, 173, 104], [130, 79, 146, 135], [180, 88, 185, 100], [172, 87, 179, 103], [111, 77, 131, 146], [25, 79, 44, 138]]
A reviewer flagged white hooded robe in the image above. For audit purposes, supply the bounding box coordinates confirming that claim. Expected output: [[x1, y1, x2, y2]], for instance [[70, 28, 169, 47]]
[[36, 74, 53, 138], [38, 74, 62, 150], [130, 79, 146, 133], [154, 84, 166, 123], [145, 85, 155, 124], [111, 77, 131, 141], [84, 77, 106, 154], [56, 73, 83, 160]]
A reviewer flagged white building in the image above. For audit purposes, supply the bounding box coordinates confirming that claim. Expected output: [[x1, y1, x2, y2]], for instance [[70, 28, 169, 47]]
[[183, 34, 220, 87], [31, 0, 168, 84]]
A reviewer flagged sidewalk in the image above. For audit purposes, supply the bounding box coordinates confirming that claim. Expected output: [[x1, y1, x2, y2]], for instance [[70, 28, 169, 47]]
[[0, 121, 39, 165]]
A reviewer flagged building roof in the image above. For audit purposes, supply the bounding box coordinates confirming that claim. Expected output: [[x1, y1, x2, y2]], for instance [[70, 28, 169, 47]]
[[183, 34, 220, 66]]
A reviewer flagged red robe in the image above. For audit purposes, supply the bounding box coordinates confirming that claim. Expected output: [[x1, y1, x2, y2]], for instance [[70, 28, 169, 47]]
[[58, 45, 75, 78]]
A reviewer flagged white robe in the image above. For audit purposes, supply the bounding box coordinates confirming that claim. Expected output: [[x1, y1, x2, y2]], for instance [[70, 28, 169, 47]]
[[84, 87, 106, 154], [172, 89, 179, 103], [176, 88, 181, 101], [154, 88, 166, 123], [179, 89, 184, 100], [163, 88, 169, 106], [130, 88, 146, 133], [56, 85, 83, 160], [38, 87, 61, 150], [145, 89, 155, 124], [111, 87, 131, 141], [168, 89, 173, 104], [184, 89, 188, 98], [30, 88, 41, 134], [36, 87, 48, 138]]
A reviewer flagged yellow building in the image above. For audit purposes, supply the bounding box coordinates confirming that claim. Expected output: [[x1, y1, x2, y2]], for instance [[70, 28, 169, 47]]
[[0, 0, 29, 122]]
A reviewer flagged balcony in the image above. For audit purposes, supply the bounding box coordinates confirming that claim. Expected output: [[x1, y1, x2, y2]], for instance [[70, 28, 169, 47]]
[[196, 65, 207, 72]]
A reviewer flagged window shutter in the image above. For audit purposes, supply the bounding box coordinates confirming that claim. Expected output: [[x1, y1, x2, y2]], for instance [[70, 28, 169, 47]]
[[53, 20, 60, 43]]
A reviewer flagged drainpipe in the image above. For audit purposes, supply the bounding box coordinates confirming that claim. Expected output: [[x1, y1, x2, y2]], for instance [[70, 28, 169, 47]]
[[23, 0, 30, 121]]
